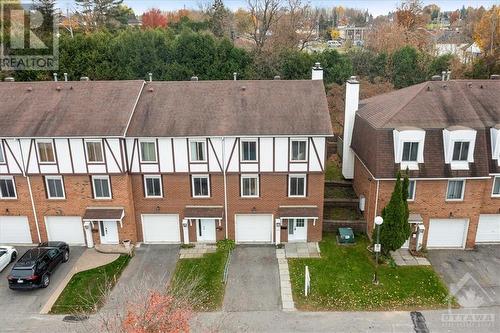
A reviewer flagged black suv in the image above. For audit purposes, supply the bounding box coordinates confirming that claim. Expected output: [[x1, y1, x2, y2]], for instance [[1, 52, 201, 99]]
[[7, 242, 70, 290]]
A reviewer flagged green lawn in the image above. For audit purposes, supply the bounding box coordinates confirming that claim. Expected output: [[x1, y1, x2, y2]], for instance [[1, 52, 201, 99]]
[[170, 248, 229, 311], [288, 234, 454, 311], [324, 207, 364, 220], [51, 255, 130, 314], [324, 186, 356, 199], [325, 159, 344, 181]]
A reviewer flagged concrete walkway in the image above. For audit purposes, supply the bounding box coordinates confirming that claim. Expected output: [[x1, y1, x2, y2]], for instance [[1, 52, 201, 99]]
[[180, 243, 216, 258], [285, 242, 321, 258], [276, 248, 295, 311], [391, 249, 431, 266], [40, 249, 119, 314]]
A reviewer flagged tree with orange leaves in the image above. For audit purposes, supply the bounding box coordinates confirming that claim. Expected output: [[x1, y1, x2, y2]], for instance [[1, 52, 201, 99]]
[[142, 8, 167, 29], [473, 5, 499, 55]]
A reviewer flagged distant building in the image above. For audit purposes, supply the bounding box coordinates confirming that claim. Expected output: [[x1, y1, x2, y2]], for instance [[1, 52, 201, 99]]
[[337, 25, 369, 41], [433, 30, 481, 63]]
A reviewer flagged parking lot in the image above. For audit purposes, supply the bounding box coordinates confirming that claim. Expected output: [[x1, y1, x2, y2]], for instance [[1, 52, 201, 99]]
[[0, 246, 85, 320]]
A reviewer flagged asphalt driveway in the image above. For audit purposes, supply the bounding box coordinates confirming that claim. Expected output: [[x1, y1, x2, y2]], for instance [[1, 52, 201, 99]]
[[0, 246, 85, 319], [223, 246, 280, 312], [102, 244, 179, 311], [428, 245, 500, 307]]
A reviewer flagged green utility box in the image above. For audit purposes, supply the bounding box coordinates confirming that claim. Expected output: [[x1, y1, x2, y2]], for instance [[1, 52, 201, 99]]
[[338, 227, 355, 244]]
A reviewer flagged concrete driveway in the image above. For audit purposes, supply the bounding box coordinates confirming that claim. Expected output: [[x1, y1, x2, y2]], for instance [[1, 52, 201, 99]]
[[428, 245, 500, 307], [0, 246, 85, 319], [223, 246, 280, 312], [102, 244, 179, 311]]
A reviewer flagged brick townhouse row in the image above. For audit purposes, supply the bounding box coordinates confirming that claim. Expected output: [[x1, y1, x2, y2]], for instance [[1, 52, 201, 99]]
[[342, 76, 500, 250], [0, 68, 333, 247]]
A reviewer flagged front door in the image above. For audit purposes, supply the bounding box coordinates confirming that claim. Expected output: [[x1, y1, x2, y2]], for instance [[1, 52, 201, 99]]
[[288, 218, 307, 242], [99, 221, 119, 244], [197, 219, 216, 242]]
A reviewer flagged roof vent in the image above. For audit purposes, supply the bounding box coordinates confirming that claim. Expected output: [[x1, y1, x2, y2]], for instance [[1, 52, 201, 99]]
[[148, 87, 154, 92], [27, 87, 32, 92], [64, 73, 68, 82], [427, 86, 431, 91], [431, 75, 441, 81], [80, 76, 90, 81], [233, 72, 237, 81], [53, 73, 58, 82], [56, 86, 62, 91], [148, 72, 153, 82], [240, 86, 246, 91], [468, 82, 473, 88], [274, 75, 281, 80], [191, 76, 198, 81], [4, 77, 15, 82], [491, 74, 500, 80]]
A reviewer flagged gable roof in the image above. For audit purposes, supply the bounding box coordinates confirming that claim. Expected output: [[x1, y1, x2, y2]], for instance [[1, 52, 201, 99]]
[[357, 80, 500, 130], [126, 80, 332, 137], [0, 80, 145, 137]]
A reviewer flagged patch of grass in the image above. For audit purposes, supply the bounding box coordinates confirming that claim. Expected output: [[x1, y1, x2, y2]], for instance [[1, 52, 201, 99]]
[[325, 159, 344, 181], [170, 249, 229, 311], [289, 234, 454, 311], [324, 207, 363, 220], [51, 255, 131, 314], [324, 186, 356, 199]]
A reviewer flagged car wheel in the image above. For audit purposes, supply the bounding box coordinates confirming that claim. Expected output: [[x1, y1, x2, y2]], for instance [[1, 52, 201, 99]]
[[41, 274, 50, 288], [10, 252, 17, 263], [62, 250, 69, 263]]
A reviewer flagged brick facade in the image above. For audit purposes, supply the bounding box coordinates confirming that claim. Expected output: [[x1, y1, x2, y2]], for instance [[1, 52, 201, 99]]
[[353, 156, 500, 249]]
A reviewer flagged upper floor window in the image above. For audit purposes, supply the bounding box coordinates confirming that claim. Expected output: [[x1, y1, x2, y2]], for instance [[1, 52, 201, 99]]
[[446, 179, 465, 201], [452, 141, 470, 161], [192, 175, 210, 198], [189, 140, 206, 162], [45, 176, 65, 199], [492, 177, 500, 197], [85, 140, 104, 163], [407, 180, 416, 201], [491, 128, 500, 166], [140, 140, 157, 163], [37, 140, 55, 163], [0, 144, 4, 163], [144, 175, 163, 198], [0, 176, 16, 199], [241, 175, 259, 197], [92, 176, 112, 199], [393, 129, 425, 170], [443, 128, 476, 170], [289, 174, 306, 197], [241, 140, 258, 162], [291, 140, 307, 161], [402, 142, 419, 162]]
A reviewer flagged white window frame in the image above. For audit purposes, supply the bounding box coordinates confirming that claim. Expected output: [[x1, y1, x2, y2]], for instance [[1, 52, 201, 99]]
[[393, 129, 425, 170], [92, 175, 112, 200], [36, 139, 56, 164], [443, 129, 476, 170], [288, 174, 307, 198], [407, 179, 416, 201], [0, 143, 5, 163], [241, 174, 259, 197], [240, 139, 258, 162], [0, 176, 17, 199], [189, 140, 207, 162], [45, 175, 66, 199], [446, 179, 466, 201], [85, 140, 105, 164], [144, 175, 163, 198], [492, 176, 500, 198], [491, 128, 500, 166], [290, 139, 308, 162], [139, 140, 157, 163], [191, 175, 210, 198]]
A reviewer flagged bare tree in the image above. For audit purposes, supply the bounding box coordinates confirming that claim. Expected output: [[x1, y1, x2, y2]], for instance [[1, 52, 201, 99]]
[[247, 0, 284, 51]]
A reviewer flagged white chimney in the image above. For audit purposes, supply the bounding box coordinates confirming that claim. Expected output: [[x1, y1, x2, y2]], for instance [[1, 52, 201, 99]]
[[342, 76, 360, 179], [311, 62, 323, 80]]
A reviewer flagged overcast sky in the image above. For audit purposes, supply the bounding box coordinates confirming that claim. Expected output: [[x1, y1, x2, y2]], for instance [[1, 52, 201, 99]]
[[56, 0, 497, 17]]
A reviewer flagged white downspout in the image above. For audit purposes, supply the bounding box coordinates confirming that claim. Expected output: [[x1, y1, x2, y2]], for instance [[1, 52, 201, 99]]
[[17, 139, 41, 244], [222, 137, 228, 239]]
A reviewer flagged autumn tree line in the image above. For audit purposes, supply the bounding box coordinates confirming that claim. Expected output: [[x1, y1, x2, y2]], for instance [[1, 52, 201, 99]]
[[0, 0, 498, 90]]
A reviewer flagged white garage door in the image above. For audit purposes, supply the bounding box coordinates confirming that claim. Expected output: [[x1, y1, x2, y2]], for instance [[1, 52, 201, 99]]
[[142, 214, 180, 243], [427, 219, 468, 248], [0, 216, 32, 244], [45, 216, 85, 246], [235, 214, 273, 243], [476, 215, 500, 243]]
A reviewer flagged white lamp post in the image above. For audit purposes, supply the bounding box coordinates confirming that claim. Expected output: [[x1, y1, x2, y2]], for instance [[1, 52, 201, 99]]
[[373, 216, 384, 285]]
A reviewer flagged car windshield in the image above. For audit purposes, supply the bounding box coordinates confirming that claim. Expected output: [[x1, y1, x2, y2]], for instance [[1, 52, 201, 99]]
[[11, 269, 33, 278], [0, 250, 6, 257]]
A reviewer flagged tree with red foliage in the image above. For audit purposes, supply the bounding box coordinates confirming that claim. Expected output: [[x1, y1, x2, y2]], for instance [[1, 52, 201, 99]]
[[142, 8, 167, 28]]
